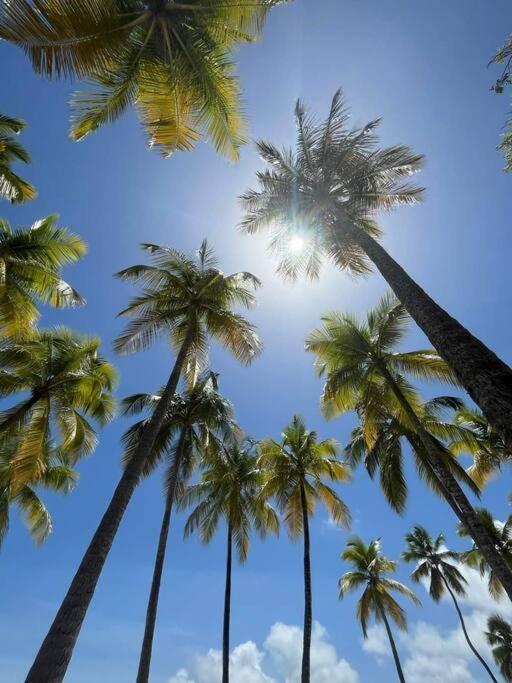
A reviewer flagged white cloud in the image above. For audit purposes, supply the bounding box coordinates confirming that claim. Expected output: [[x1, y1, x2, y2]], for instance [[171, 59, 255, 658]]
[[168, 622, 358, 683]]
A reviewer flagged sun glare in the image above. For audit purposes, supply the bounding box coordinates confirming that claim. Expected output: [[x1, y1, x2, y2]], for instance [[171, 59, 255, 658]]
[[289, 235, 305, 253]]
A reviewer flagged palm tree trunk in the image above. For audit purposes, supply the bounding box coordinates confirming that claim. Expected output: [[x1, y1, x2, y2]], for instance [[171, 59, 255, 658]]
[[222, 522, 233, 683], [378, 361, 512, 602], [380, 608, 407, 683], [300, 483, 312, 683], [351, 225, 512, 451], [24, 325, 196, 683], [135, 432, 185, 683], [441, 575, 498, 682]]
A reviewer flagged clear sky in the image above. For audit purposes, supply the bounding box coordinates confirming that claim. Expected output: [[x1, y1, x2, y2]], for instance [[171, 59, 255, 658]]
[[2, 1, 512, 682]]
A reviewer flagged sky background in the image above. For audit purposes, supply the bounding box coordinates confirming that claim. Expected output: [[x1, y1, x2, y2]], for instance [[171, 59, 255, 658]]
[[2, 1, 512, 681]]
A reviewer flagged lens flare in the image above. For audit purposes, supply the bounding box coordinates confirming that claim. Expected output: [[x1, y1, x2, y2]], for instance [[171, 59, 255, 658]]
[[288, 235, 305, 253]]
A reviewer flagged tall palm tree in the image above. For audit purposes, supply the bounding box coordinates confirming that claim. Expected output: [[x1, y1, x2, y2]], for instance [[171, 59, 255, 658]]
[[306, 293, 512, 600], [0, 216, 85, 338], [403, 525, 498, 682], [457, 508, 512, 600], [449, 407, 510, 488], [239, 89, 512, 456], [0, 328, 117, 493], [0, 442, 78, 547], [259, 415, 351, 683], [121, 371, 236, 683], [0, 0, 284, 160], [0, 114, 37, 203], [339, 537, 420, 683], [182, 437, 279, 683], [486, 614, 512, 681], [24, 241, 262, 683]]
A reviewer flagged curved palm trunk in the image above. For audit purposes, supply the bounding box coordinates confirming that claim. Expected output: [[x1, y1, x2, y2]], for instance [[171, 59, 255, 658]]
[[352, 226, 512, 451], [378, 362, 512, 602], [24, 325, 195, 683], [441, 576, 498, 682], [136, 432, 185, 683], [300, 483, 312, 683], [222, 523, 233, 683], [380, 608, 407, 683]]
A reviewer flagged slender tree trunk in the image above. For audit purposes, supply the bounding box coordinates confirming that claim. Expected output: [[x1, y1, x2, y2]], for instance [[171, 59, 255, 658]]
[[136, 432, 185, 683], [351, 226, 512, 451], [25, 325, 195, 683], [222, 523, 233, 683], [442, 576, 498, 682], [300, 483, 312, 683], [380, 608, 407, 683], [379, 361, 512, 602]]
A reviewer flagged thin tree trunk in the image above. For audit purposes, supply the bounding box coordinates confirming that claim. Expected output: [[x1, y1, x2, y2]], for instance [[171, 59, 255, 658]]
[[351, 226, 512, 451], [442, 575, 498, 682], [378, 361, 512, 602], [380, 608, 407, 683], [25, 325, 195, 683], [300, 483, 312, 683], [222, 523, 233, 683], [136, 432, 185, 683]]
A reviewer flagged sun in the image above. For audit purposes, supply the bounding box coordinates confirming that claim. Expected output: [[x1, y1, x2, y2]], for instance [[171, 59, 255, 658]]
[[288, 235, 305, 253]]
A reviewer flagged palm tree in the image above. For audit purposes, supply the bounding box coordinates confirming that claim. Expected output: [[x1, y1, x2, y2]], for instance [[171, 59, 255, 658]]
[[0, 216, 85, 338], [240, 89, 512, 457], [0, 113, 37, 203], [0, 1, 284, 160], [490, 35, 512, 171], [306, 293, 512, 600], [182, 437, 279, 683], [121, 371, 237, 683], [486, 614, 512, 681], [457, 508, 512, 600], [449, 407, 510, 487], [24, 241, 262, 683], [0, 328, 117, 493], [259, 415, 351, 683], [339, 537, 420, 683], [0, 443, 78, 547], [403, 525, 498, 682]]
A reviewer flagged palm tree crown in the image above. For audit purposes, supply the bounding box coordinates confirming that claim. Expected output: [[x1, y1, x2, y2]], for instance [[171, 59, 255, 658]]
[[339, 536, 420, 637], [240, 89, 424, 278], [0, 113, 37, 203], [0, 215, 86, 337], [0, 0, 284, 159], [0, 328, 117, 492], [486, 615, 512, 681]]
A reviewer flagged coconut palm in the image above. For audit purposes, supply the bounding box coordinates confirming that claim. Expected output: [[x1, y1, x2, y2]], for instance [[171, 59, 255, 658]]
[[0, 216, 85, 338], [0, 1, 284, 160], [491, 35, 512, 171], [0, 114, 37, 203], [0, 328, 116, 494], [259, 415, 351, 683], [306, 293, 512, 600], [0, 443, 78, 547], [121, 371, 237, 683], [486, 614, 512, 681], [25, 241, 262, 683], [457, 508, 512, 600], [339, 537, 420, 683], [182, 437, 279, 683], [240, 89, 512, 457], [403, 525, 498, 682], [450, 407, 510, 488]]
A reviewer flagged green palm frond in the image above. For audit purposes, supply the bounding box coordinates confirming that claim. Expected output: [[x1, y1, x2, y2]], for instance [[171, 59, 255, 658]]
[[0, 113, 37, 203]]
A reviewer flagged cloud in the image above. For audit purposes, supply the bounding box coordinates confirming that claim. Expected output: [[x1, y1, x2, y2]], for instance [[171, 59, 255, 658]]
[[168, 622, 358, 683]]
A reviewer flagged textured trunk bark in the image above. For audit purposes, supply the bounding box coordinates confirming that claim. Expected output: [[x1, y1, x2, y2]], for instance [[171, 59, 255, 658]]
[[300, 483, 312, 683], [379, 361, 512, 602], [442, 575, 498, 682], [380, 363, 512, 600], [380, 608, 407, 683], [136, 431, 185, 683], [351, 225, 512, 451], [222, 524, 233, 683], [24, 325, 195, 683]]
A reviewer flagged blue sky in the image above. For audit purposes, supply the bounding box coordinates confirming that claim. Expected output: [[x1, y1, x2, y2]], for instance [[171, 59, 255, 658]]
[[2, 1, 512, 681]]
